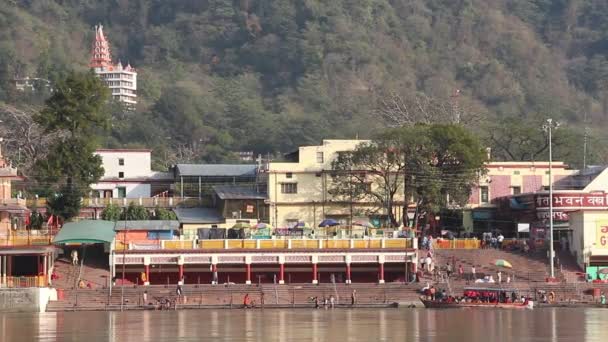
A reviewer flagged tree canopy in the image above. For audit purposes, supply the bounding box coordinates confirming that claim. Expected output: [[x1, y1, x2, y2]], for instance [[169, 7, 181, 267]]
[[331, 124, 487, 227], [33, 71, 110, 221]]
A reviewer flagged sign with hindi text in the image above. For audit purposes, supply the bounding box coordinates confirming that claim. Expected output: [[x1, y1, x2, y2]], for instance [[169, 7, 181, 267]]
[[597, 221, 608, 249]]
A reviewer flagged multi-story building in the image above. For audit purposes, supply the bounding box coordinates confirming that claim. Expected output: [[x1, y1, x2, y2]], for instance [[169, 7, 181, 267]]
[[90, 149, 172, 199], [89, 24, 137, 106], [464, 161, 577, 233]]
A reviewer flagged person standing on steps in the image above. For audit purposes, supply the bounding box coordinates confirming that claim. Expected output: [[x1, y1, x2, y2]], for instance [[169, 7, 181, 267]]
[[471, 266, 476, 281], [351, 290, 357, 306], [71, 250, 78, 266]]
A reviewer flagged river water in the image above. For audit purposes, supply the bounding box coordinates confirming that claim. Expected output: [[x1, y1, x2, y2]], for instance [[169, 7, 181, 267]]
[[0, 308, 605, 342]]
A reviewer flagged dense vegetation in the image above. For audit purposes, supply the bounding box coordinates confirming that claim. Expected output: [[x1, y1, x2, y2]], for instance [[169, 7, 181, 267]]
[[2, 0, 608, 169]]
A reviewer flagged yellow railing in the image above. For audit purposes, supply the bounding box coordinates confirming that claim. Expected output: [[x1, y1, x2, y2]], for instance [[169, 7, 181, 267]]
[[164, 241, 194, 250], [433, 239, 480, 249], [121, 238, 415, 251], [3, 276, 46, 288], [1, 236, 53, 246]]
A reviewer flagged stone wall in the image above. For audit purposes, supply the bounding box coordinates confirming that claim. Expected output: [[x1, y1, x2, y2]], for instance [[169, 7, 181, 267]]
[[0, 288, 57, 312]]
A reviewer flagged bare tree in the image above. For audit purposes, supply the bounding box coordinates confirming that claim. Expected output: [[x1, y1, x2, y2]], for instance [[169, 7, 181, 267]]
[[0, 104, 62, 175], [374, 91, 483, 127]]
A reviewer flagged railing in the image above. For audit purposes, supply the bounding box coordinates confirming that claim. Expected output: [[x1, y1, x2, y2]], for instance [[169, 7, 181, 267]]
[[1, 276, 46, 288], [125, 238, 415, 251], [432, 239, 480, 249], [27, 197, 204, 209], [1, 230, 55, 246]]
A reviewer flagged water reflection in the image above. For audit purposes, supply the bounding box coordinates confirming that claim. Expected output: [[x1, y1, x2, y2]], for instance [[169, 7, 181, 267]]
[[2, 308, 607, 342]]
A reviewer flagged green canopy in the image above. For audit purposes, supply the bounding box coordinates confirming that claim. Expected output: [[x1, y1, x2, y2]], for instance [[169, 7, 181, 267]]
[[53, 220, 116, 244]]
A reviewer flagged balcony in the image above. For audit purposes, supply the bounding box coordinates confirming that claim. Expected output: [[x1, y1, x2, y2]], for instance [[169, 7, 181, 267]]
[[26, 197, 203, 209], [0, 198, 27, 206]]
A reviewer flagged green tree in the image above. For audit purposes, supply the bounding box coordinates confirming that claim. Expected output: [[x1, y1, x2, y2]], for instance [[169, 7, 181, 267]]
[[153, 207, 177, 220], [33, 71, 110, 221], [331, 124, 487, 227], [101, 203, 122, 221], [122, 203, 150, 220]]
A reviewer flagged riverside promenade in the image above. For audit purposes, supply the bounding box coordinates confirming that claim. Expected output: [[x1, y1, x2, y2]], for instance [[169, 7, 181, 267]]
[[43, 240, 608, 312]]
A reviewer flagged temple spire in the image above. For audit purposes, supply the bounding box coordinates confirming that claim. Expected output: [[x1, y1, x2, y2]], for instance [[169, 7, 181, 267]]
[[89, 24, 112, 69]]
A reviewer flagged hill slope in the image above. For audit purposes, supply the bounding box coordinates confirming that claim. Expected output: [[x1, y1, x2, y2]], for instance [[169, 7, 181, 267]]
[[1, 0, 607, 166]]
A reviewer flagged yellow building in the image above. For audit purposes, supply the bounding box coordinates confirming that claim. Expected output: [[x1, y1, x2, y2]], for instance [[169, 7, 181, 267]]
[[263, 139, 411, 231]]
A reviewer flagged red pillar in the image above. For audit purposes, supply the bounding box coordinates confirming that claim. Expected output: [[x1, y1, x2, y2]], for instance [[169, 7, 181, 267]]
[[144, 265, 150, 285], [178, 264, 184, 284], [279, 264, 285, 284], [312, 263, 318, 284], [346, 264, 352, 284], [378, 263, 385, 284], [246, 264, 252, 285]]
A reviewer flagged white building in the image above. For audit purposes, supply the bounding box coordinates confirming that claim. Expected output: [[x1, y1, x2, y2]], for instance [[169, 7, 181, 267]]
[[89, 24, 137, 106], [90, 149, 172, 198]]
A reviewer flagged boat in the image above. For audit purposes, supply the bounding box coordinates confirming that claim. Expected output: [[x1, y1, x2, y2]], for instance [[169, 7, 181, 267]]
[[419, 286, 534, 309]]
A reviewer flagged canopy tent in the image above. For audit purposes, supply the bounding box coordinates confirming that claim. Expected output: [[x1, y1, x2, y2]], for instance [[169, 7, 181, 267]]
[[53, 220, 116, 244]]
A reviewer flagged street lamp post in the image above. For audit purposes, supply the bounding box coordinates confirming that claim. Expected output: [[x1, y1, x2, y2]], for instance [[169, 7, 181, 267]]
[[547, 118, 555, 279]]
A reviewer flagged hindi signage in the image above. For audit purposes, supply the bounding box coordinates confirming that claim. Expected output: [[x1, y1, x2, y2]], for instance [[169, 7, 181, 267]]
[[536, 211, 569, 221], [535, 193, 608, 209]]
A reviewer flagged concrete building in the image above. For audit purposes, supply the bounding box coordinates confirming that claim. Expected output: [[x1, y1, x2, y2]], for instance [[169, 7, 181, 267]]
[[89, 24, 137, 106], [263, 139, 389, 229], [90, 149, 172, 199], [464, 161, 577, 233]]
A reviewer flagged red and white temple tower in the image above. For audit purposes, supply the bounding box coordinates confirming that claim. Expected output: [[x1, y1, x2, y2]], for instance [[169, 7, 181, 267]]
[[90, 24, 137, 106]]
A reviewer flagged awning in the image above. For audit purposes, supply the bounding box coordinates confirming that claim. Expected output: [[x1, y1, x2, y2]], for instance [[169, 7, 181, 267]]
[[53, 220, 116, 244]]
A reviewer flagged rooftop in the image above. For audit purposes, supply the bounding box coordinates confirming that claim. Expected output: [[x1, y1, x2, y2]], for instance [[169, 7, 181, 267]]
[[175, 164, 257, 177], [213, 185, 267, 200], [174, 208, 224, 224], [114, 220, 179, 231]]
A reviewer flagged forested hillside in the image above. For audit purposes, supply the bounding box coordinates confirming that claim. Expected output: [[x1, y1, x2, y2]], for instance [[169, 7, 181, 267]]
[[1, 0, 608, 169]]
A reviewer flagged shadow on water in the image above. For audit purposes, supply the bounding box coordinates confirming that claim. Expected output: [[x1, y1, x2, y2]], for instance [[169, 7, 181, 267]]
[[0, 308, 606, 342]]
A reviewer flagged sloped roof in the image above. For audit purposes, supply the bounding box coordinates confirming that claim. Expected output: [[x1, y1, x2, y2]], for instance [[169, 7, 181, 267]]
[[53, 220, 116, 244], [174, 208, 224, 224], [114, 220, 179, 231], [175, 164, 257, 177], [213, 185, 267, 200]]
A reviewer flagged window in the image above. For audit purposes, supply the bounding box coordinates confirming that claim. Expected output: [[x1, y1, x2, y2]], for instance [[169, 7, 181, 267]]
[[480, 186, 489, 203], [118, 172, 124, 179], [281, 183, 298, 194], [118, 158, 124, 166], [117, 187, 127, 198], [315, 173, 322, 177], [513, 170, 520, 175], [512, 186, 521, 195], [545, 170, 550, 175], [286, 172, 293, 179], [355, 183, 372, 193], [316, 152, 324, 163]]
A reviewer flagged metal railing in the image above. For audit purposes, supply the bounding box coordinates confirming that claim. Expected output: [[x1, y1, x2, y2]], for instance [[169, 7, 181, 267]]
[[27, 197, 204, 208], [121, 238, 415, 251]]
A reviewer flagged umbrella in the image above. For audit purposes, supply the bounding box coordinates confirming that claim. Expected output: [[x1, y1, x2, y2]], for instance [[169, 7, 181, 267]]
[[598, 268, 608, 275], [253, 222, 273, 229], [292, 221, 311, 229], [232, 223, 249, 229], [318, 219, 340, 227], [492, 259, 513, 269], [352, 221, 374, 228]]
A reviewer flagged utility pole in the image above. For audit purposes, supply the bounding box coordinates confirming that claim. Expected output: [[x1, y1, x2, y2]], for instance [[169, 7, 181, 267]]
[[546, 118, 556, 279]]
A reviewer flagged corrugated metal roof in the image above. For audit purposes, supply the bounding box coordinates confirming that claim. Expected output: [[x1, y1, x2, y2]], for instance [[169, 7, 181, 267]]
[[114, 220, 180, 231], [175, 164, 257, 177], [213, 185, 267, 200], [174, 208, 224, 224]]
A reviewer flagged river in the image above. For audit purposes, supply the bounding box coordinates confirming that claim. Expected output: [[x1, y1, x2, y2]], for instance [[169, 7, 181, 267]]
[[0, 308, 604, 341]]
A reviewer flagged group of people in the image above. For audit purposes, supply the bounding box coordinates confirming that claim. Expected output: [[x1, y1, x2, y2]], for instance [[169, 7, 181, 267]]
[[312, 295, 336, 309], [481, 232, 505, 249]]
